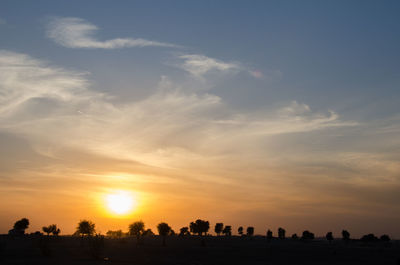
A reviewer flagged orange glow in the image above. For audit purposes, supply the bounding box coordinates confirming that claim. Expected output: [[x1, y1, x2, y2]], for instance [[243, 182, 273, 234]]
[[105, 190, 137, 215]]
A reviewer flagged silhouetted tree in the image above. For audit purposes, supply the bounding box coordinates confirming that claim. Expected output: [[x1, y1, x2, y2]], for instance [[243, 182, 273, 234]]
[[143, 229, 155, 236], [214, 223, 224, 236], [326, 232, 334, 243], [301, 230, 314, 240], [238, 226, 243, 236], [342, 230, 350, 241], [190, 219, 209, 246], [246, 227, 254, 236], [189, 219, 209, 236], [129, 221, 145, 244], [106, 230, 123, 238], [157, 222, 171, 246], [53, 228, 60, 236], [380, 234, 390, 242], [42, 224, 60, 236], [169, 229, 176, 236], [76, 220, 95, 236], [266, 229, 273, 241], [291, 233, 298, 240], [361, 233, 378, 242], [179, 227, 190, 236], [278, 227, 286, 239], [222, 225, 232, 236], [10, 218, 30, 235]]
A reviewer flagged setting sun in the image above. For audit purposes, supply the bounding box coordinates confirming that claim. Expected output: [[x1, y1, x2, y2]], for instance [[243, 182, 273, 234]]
[[106, 191, 136, 215]]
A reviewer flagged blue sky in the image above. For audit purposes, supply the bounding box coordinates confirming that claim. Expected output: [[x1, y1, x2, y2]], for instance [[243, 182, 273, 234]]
[[1, 1, 400, 236]]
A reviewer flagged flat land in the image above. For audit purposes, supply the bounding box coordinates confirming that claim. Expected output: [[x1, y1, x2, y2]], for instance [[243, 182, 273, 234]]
[[1, 235, 399, 265]]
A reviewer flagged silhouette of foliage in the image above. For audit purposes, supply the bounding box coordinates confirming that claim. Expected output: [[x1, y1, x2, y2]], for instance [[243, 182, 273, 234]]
[[361, 233, 378, 242], [129, 221, 145, 245], [246, 227, 254, 236], [266, 229, 273, 241], [189, 219, 209, 236], [291, 233, 298, 240], [238, 226, 243, 236], [380, 234, 390, 242], [278, 227, 286, 239], [342, 230, 350, 241], [222, 225, 232, 236], [106, 230, 124, 238], [301, 230, 314, 240], [10, 218, 29, 235], [157, 222, 172, 246], [179, 227, 190, 236], [326, 232, 333, 243], [143, 229, 155, 236], [53, 228, 60, 236], [214, 223, 224, 236], [76, 220, 95, 236], [42, 224, 60, 236]]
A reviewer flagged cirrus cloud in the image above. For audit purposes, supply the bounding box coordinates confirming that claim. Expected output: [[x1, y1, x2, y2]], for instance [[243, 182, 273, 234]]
[[47, 17, 178, 49]]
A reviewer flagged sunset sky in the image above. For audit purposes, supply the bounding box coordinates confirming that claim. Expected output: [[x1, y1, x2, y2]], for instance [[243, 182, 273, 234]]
[[1, 0, 400, 237]]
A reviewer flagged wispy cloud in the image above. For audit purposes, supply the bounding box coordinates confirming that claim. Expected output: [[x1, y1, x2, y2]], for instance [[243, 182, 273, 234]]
[[0, 50, 353, 168], [46, 17, 177, 49], [176, 54, 241, 78]]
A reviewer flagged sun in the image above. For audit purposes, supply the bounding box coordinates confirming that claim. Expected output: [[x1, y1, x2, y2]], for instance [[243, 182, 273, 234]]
[[106, 191, 136, 215]]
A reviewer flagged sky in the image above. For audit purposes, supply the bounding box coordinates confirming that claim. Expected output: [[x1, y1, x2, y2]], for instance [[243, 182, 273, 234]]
[[1, 0, 400, 237]]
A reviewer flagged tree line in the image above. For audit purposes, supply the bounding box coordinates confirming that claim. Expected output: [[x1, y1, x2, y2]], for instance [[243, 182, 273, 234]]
[[7, 218, 392, 245]]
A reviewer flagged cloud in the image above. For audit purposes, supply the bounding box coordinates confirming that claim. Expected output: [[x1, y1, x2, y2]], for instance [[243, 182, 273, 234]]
[[0, 50, 353, 168], [46, 17, 177, 49], [2, 50, 400, 236], [176, 54, 241, 78]]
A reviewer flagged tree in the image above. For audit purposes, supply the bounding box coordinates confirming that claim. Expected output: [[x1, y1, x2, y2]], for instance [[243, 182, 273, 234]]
[[189, 219, 209, 236], [361, 234, 378, 242], [326, 232, 333, 243], [278, 227, 286, 239], [380, 234, 390, 242], [157, 222, 171, 246], [143, 229, 155, 236], [214, 223, 224, 236], [106, 230, 123, 238], [76, 220, 95, 236], [238, 226, 243, 236], [266, 229, 273, 241], [342, 230, 350, 241], [129, 221, 145, 244], [291, 233, 298, 240], [53, 228, 61, 236], [179, 227, 190, 236], [12, 218, 29, 234], [189, 219, 210, 247], [42, 226, 52, 236], [42, 224, 60, 236], [301, 230, 314, 240], [222, 226, 232, 236], [246, 227, 254, 236]]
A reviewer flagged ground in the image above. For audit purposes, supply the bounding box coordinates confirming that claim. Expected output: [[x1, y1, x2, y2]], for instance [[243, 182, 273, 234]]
[[1, 235, 399, 265]]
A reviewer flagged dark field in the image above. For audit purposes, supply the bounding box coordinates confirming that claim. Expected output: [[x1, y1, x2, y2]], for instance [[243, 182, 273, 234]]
[[1, 235, 399, 265]]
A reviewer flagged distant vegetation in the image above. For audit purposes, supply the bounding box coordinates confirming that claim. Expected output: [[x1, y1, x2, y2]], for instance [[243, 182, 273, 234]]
[[5, 217, 394, 246]]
